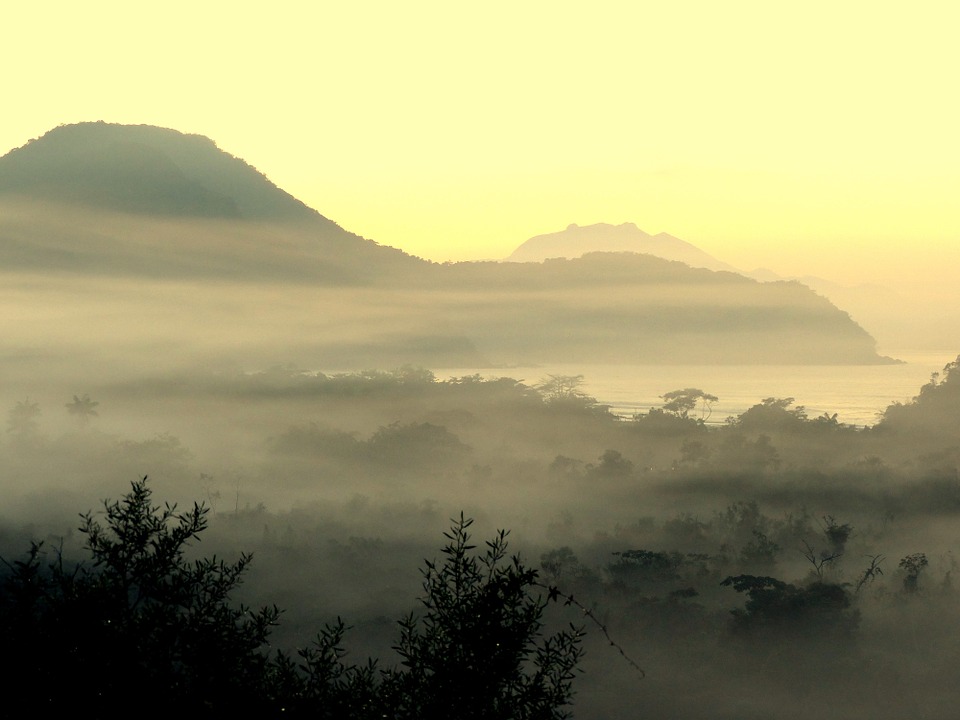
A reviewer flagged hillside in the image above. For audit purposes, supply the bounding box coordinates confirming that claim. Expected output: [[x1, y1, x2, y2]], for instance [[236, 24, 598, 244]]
[[425, 252, 890, 364], [0, 122, 419, 281]]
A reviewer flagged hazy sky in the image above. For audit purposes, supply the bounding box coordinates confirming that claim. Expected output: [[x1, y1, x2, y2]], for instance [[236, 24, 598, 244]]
[[3, 1, 959, 288]]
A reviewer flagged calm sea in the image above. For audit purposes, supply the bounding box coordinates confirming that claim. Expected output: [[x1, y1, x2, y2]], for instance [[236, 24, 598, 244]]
[[434, 352, 958, 427]]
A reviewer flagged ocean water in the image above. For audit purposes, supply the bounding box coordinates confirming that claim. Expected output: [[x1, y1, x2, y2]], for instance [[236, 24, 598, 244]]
[[434, 352, 958, 427]]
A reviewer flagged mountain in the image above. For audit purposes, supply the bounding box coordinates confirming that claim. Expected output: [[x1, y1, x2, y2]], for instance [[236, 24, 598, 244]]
[[0, 123, 895, 367], [0, 122, 419, 281], [504, 223, 913, 355], [506, 222, 738, 272], [0, 122, 321, 221], [426, 252, 894, 364]]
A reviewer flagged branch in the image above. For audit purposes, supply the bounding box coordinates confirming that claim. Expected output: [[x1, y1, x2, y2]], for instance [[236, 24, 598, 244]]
[[536, 581, 645, 678]]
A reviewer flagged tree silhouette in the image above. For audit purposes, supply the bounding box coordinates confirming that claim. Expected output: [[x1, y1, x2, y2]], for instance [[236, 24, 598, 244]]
[[0, 478, 280, 716], [385, 515, 584, 720], [736, 397, 807, 430], [721, 574, 859, 638], [6, 398, 41, 438], [0, 482, 587, 718], [661, 388, 718, 421], [536, 374, 587, 401], [65, 393, 99, 425], [899, 553, 928, 593]]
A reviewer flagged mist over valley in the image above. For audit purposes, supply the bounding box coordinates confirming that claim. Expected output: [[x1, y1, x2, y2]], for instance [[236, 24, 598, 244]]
[[3, 122, 960, 718]]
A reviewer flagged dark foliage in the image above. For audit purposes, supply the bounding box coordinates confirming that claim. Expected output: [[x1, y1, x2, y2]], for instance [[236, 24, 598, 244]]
[[384, 515, 584, 720], [0, 481, 583, 719], [0, 478, 279, 716], [721, 574, 859, 638]]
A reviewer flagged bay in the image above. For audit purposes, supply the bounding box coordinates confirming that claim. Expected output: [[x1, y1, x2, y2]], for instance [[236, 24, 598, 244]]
[[434, 352, 958, 428]]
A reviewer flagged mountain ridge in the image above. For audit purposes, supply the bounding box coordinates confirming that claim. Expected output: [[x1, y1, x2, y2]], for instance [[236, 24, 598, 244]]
[[0, 122, 895, 366]]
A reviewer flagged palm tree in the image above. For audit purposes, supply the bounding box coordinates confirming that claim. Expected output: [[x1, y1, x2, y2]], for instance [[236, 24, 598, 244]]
[[66, 394, 99, 426], [7, 398, 41, 436]]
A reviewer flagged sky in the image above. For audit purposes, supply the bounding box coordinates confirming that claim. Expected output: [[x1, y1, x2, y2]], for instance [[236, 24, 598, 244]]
[[2, 1, 959, 289]]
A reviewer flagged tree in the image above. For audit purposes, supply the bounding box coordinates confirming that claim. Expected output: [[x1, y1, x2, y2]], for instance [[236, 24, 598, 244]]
[[0, 483, 587, 719], [899, 553, 928, 593], [65, 393, 100, 425], [720, 574, 859, 639], [536, 374, 587, 402], [367, 421, 470, 470], [272, 517, 589, 719], [6, 398, 41, 438], [0, 478, 281, 716], [392, 364, 437, 384], [736, 397, 807, 431], [385, 515, 584, 720], [586, 449, 635, 480], [792, 516, 852, 584], [660, 388, 718, 421]]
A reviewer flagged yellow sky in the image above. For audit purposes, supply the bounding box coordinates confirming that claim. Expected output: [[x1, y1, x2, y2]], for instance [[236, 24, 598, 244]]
[[2, 1, 959, 287]]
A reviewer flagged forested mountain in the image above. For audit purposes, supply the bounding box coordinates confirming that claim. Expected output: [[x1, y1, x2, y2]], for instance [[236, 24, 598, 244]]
[[1, 121, 326, 222]]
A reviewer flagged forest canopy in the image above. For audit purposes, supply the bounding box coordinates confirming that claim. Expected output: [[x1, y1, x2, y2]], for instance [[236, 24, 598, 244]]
[[2, 357, 960, 718]]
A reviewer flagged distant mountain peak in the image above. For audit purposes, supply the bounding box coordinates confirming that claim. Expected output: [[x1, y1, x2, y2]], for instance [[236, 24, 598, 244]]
[[506, 222, 738, 272], [0, 121, 322, 223]]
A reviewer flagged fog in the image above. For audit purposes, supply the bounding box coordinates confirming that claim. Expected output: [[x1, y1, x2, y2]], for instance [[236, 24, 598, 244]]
[[3, 333, 960, 717], [2, 124, 958, 717]]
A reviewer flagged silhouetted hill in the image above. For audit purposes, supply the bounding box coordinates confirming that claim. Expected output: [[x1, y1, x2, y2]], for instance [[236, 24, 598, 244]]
[[429, 252, 892, 364], [505, 224, 906, 359], [507, 222, 738, 272], [0, 122, 320, 221], [0, 122, 420, 281]]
